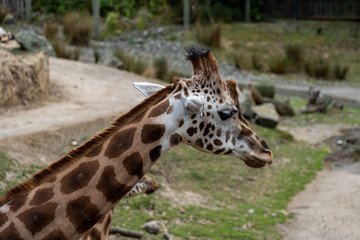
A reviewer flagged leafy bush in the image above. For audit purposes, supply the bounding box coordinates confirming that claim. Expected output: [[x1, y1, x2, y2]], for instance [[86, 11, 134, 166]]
[[114, 50, 147, 75], [269, 57, 291, 74], [0, 5, 6, 24], [154, 56, 168, 80], [43, 22, 59, 40], [333, 64, 348, 80], [304, 58, 329, 79], [63, 12, 92, 45]]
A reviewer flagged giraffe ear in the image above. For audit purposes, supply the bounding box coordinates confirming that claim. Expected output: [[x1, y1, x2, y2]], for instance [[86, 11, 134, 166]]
[[182, 94, 205, 113], [133, 82, 165, 97]]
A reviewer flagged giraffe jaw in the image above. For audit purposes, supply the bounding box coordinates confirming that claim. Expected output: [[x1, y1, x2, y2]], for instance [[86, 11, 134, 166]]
[[233, 151, 273, 168]]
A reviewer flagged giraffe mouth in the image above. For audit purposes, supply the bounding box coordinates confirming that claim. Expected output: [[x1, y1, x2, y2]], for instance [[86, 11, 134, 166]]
[[234, 151, 272, 168]]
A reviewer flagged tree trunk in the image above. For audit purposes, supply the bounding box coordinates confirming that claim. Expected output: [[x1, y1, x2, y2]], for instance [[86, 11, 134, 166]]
[[245, 0, 251, 22], [92, 0, 100, 40]]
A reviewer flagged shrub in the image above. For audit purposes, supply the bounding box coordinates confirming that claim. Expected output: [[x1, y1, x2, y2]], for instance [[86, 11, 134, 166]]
[[0, 5, 6, 24], [285, 44, 304, 64], [251, 54, 263, 71], [43, 22, 59, 40], [333, 64, 348, 80], [154, 56, 168, 80], [234, 52, 250, 70], [269, 57, 291, 74], [256, 84, 275, 99], [304, 58, 329, 79], [63, 12, 92, 45], [114, 50, 147, 75]]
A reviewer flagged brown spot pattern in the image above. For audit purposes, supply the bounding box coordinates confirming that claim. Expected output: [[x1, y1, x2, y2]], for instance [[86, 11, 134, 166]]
[[187, 127, 197, 136], [225, 131, 230, 142], [199, 121, 205, 131], [178, 119, 184, 127], [96, 166, 132, 203], [0, 212, 8, 227], [170, 133, 182, 146], [149, 99, 170, 118], [0, 223, 23, 240], [149, 145, 162, 162], [195, 139, 204, 148], [9, 194, 28, 212], [105, 128, 136, 159], [18, 202, 57, 236], [214, 139, 223, 146], [216, 129, 222, 137], [141, 124, 165, 144], [60, 160, 99, 194], [41, 230, 67, 240], [131, 111, 146, 124], [123, 152, 144, 179], [86, 144, 103, 158], [66, 196, 101, 234], [174, 93, 181, 100], [207, 144, 213, 151], [214, 148, 225, 154], [30, 187, 54, 206]]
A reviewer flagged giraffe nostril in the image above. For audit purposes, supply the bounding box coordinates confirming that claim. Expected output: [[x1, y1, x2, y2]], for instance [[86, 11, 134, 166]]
[[261, 140, 270, 150]]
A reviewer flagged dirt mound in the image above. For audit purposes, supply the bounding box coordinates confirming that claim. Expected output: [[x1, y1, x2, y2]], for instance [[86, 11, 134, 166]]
[[0, 48, 49, 108]]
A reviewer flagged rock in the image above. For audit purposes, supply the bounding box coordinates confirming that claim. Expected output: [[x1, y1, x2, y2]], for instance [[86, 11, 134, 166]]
[[142, 220, 160, 235], [263, 97, 295, 116], [238, 87, 255, 119], [251, 103, 279, 128], [100, 52, 124, 69], [0, 27, 6, 36], [0, 49, 49, 108], [15, 30, 56, 57]]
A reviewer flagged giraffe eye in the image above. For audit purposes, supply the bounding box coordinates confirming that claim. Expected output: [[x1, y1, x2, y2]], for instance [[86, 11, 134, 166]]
[[218, 110, 233, 120]]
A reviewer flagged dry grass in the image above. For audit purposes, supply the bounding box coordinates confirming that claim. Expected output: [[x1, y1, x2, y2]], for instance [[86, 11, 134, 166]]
[[51, 39, 80, 60], [114, 50, 147, 75], [43, 22, 59, 40], [153, 56, 168, 80], [63, 12, 92, 45], [269, 56, 291, 74], [304, 58, 330, 79]]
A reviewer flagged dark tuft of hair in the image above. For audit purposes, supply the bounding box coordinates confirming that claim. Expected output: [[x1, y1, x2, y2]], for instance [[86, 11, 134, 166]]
[[184, 46, 211, 60]]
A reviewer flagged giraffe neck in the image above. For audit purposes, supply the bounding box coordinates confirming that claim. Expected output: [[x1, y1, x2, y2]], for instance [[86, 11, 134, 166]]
[[0, 91, 182, 240]]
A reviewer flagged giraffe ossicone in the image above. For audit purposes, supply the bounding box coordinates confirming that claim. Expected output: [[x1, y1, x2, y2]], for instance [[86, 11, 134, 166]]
[[0, 46, 272, 240]]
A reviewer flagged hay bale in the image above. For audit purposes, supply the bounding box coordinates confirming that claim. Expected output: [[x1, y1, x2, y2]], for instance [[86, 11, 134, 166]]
[[0, 49, 49, 108]]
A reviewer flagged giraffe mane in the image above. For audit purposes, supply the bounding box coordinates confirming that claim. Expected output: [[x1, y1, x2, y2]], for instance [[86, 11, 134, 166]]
[[0, 84, 176, 206]]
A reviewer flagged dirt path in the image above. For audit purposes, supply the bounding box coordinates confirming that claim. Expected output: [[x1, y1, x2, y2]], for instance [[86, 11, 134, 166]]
[[0, 57, 148, 140], [277, 125, 360, 240]]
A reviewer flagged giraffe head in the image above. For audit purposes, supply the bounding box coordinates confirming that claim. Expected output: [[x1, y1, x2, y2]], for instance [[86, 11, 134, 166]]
[[135, 46, 273, 168]]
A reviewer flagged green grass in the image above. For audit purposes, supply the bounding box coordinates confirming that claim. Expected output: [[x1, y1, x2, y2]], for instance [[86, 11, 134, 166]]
[[0, 153, 42, 197], [112, 126, 327, 239]]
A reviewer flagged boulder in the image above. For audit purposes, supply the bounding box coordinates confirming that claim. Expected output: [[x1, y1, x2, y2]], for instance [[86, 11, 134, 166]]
[[100, 52, 124, 69], [142, 220, 160, 235], [251, 103, 279, 128], [0, 49, 49, 108], [263, 97, 295, 116], [15, 30, 56, 57]]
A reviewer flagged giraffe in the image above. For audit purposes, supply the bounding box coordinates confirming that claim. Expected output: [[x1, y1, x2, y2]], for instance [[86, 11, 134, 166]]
[[81, 175, 159, 240], [0, 46, 273, 240]]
